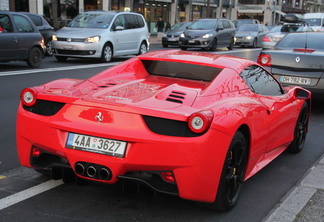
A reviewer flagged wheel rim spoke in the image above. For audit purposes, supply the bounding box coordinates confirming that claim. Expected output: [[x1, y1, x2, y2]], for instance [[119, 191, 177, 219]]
[[226, 141, 246, 203]]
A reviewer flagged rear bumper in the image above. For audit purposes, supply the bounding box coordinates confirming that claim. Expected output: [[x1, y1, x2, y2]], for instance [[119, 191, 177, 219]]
[[16, 103, 232, 203]]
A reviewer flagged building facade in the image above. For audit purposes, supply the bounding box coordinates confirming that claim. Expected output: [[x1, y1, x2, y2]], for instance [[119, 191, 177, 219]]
[[1, 0, 324, 30]]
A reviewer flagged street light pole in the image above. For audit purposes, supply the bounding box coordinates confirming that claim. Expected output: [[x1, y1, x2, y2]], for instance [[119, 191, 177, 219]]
[[273, 0, 276, 25]]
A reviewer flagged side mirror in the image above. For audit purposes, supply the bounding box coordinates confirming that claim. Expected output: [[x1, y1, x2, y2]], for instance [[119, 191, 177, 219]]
[[294, 88, 311, 100], [114, 25, 124, 31], [216, 27, 224, 31]]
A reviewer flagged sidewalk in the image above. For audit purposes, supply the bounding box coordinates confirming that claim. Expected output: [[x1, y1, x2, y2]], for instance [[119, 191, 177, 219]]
[[149, 35, 161, 45], [263, 154, 324, 222]]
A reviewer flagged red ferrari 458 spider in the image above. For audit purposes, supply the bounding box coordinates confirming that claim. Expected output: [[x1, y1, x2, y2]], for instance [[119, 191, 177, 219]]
[[17, 50, 311, 211]]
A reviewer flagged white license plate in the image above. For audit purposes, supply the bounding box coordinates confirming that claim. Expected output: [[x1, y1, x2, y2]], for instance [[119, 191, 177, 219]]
[[168, 38, 177, 41], [279, 76, 311, 85], [62, 45, 73, 50], [66, 133, 127, 158], [189, 40, 195, 43]]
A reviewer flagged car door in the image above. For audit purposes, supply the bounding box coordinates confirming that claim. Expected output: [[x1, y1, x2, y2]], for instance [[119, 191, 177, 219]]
[[215, 20, 225, 46], [222, 20, 233, 46], [110, 14, 132, 55], [124, 14, 140, 53], [11, 14, 38, 59], [0, 14, 18, 59], [241, 65, 297, 153]]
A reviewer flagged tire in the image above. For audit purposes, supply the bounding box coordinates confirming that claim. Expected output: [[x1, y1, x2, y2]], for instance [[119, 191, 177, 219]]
[[228, 38, 234, 50], [205, 131, 248, 211], [55, 56, 68, 62], [137, 42, 147, 55], [162, 43, 168, 48], [287, 102, 309, 153], [46, 41, 53, 56], [100, 43, 113, 62], [252, 38, 257, 48], [210, 39, 217, 51], [26, 47, 42, 68]]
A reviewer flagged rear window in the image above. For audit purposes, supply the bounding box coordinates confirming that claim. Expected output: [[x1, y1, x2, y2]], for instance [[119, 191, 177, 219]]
[[141, 60, 222, 82], [277, 33, 324, 50]]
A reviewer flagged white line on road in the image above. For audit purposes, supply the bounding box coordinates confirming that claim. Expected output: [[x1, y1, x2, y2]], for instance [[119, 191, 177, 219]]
[[0, 180, 64, 211], [0, 62, 120, 77]]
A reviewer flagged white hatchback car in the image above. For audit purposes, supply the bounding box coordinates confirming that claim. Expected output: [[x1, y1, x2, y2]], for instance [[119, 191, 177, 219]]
[[52, 11, 149, 62]]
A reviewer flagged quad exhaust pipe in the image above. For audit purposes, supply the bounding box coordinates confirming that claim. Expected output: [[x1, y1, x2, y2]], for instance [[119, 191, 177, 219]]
[[74, 162, 112, 181]]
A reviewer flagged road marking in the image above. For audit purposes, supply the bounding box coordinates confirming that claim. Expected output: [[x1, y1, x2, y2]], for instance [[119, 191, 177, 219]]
[[0, 180, 63, 211], [0, 175, 6, 179], [0, 62, 120, 77]]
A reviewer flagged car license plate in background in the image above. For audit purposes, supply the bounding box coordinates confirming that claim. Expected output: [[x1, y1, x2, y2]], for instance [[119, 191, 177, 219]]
[[66, 133, 127, 158], [280, 76, 311, 85]]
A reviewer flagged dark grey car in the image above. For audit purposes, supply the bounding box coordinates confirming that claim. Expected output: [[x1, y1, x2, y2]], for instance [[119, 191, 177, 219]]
[[179, 19, 236, 51], [0, 11, 45, 67], [22, 12, 55, 55], [258, 32, 324, 92], [162, 22, 191, 48]]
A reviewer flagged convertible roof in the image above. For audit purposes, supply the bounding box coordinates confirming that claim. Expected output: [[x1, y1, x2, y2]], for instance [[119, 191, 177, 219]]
[[138, 50, 255, 73]]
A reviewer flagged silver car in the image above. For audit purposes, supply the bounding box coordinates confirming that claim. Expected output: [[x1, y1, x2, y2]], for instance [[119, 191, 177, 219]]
[[234, 24, 269, 48], [52, 11, 149, 62], [262, 24, 313, 49], [258, 32, 324, 92]]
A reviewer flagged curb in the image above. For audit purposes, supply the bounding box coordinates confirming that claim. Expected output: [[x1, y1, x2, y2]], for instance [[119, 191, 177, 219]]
[[263, 154, 324, 222]]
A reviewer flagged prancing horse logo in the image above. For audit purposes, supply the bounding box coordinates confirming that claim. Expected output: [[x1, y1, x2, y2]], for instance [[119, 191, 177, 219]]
[[95, 112, 104, 125]]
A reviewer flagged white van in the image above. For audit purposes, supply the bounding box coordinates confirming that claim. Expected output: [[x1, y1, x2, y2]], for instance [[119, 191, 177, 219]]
[[52, 11, 149, 62], [304, 13, 324, 32]]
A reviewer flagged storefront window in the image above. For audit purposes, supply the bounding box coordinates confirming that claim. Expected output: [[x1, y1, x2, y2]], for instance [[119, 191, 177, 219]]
[[142, 1, 170, 34], [238, 0, 265, 4], [111, 0, 125, 11], [15, 0, 29, 12], [84, 0, 102, 10], [43, 0, 78, 29]]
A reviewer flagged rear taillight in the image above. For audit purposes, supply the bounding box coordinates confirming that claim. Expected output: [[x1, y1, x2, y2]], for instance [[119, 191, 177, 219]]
[[257, 53, 271, 67], [20, 88, 37, 106], [188, 110, 213, 134], [262, 36, 270, 42]]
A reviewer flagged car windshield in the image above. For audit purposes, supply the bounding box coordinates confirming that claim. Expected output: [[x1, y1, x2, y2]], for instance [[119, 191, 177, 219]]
[[276, 33, 324, 50], [188, 20, 216, 30], [170, 22, 190, 31], [141, 60, 222, 82], [67, 13, 114, 28], [238, 24, 258, 32], [305, 18, 322, 26]]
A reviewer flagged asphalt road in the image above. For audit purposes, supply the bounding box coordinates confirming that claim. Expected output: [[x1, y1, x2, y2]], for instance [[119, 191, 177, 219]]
[[0, 46, 323, 221]]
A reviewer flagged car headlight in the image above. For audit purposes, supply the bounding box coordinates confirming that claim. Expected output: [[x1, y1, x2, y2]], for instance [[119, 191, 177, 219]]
[[245, 36, 253, 40], [84, 36, 100, 43], [52, 35, 57, 41], [162, 33, 167, 37], [180, 33, 185, 38], [202, 33, 213, 39]]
